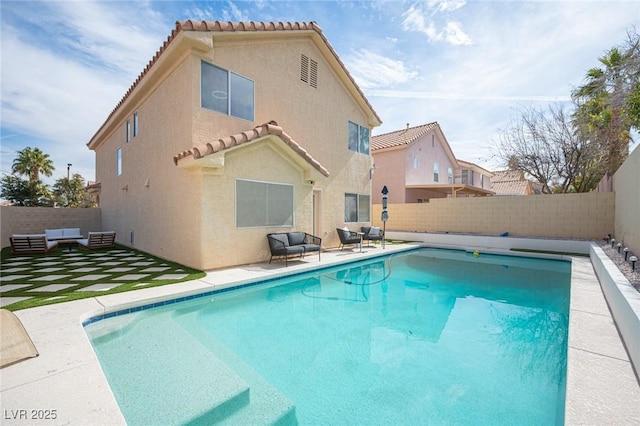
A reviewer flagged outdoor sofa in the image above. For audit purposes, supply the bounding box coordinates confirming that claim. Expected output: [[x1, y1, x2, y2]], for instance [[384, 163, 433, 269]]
[[9, 234, 58, 254], [267, 232, 321, 266], [44, 228, 83, 241], [77, 231, 116, 250]]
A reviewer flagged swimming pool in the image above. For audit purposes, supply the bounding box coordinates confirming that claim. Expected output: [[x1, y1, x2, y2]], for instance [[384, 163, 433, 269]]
[[85, 248, 571, 425]]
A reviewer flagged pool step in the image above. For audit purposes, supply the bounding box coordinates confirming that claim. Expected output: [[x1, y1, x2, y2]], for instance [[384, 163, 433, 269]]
[[174, 314, 298, 425], [88, 312, 254, 425]]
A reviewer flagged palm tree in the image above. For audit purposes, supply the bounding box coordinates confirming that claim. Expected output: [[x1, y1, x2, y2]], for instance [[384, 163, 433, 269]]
[[572, 29, 640, 175], [11, 147, 55, 182]]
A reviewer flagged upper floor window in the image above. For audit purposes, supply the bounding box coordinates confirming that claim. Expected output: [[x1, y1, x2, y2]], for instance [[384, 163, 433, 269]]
[[413, 155, 419, 169], [201, 61, 254, 121], [133, 111, 139, 137], [462, 169, 474, 185], [344, 193, 370, 222], [116, 147, 122, 176], [348, 121, 370, 155], [434, 162, 439, 182], [448, 167, 453, 184], [126, 119, 131, 143]]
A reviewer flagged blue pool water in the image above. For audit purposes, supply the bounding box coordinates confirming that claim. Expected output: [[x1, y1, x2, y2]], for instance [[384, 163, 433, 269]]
[[85, 248, 571, 425]]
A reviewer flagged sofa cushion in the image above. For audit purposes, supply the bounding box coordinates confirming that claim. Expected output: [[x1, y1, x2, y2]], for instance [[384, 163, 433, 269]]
[[268, 233, 290, 250], [13, 234, 46, 238], [368, 227, 381, 237], [45, 229, 63, 239], [62, 228, 81, 237], [287, 232, 306, 246]]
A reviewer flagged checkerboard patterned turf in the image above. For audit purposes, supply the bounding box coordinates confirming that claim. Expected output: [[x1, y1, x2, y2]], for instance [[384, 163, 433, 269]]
[[0, 246, 205, 311]]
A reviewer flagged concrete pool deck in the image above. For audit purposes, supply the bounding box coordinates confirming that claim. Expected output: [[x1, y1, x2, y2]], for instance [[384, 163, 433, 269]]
[[1, 243, 639, 424]]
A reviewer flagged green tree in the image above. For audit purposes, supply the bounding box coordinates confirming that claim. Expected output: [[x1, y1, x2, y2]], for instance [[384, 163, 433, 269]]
[[11, 147, 55, 182], [0, 174, 52, 206], [572, 29, 640, 174], [52, 173, 95, 208]]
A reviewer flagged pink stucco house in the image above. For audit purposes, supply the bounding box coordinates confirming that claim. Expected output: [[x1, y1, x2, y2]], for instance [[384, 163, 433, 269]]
[[370, 122, 493, 204]]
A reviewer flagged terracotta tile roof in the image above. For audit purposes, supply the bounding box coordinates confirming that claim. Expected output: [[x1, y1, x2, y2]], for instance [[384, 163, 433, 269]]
[[370, 122, 439, 150], [491, 170, 525, 182], [490, 170, 531, 195], [173, 120, 330, 177], [89, 20, 380, 146], [491, 180, 532, 196]]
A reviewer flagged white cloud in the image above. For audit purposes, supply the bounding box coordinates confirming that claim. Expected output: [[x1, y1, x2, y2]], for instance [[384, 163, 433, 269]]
[[223, 1, 250, 22], [432, 0, 467, 13], [442, 21, 472, 46], [346, 49, 419, 89], [401, 4, 472, 45]]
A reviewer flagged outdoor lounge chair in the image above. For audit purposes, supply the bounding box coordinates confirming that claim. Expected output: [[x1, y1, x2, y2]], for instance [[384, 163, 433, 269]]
[[9, 234, 58, 254], [361, 226, 384, 246], [336, 227, 362, 251], [77, 231, 116, 250]]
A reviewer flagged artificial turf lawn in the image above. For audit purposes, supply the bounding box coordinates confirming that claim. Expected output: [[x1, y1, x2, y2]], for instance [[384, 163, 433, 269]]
[[0, 244, 205, 311]]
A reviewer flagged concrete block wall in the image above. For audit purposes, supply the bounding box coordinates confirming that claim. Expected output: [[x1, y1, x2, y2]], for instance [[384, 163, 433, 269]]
[[1, 207, 101, 248], [372, 192, 615, 240], [613, 146, 640, 256]]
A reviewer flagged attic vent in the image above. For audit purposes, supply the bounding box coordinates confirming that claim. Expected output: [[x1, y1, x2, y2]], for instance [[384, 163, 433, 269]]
[[300, 54, 309, 83], [310, 59, 318, 88], [300, 54, 318, 89]]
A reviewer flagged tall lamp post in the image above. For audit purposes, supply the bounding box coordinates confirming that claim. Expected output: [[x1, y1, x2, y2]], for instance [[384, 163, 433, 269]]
[[67, 163, 72, 180], [381, 185, 389, 249]]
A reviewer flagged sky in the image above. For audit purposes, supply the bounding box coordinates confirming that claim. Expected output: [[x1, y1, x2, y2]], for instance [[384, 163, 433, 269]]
[[1, 0, 639, 187]]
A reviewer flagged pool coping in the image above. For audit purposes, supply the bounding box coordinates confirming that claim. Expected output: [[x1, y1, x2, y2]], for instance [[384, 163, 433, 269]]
[[1, 242, 639, 424]]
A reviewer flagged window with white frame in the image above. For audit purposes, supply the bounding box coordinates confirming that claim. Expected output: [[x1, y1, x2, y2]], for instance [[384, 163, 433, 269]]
[[126, 119, 131, 143], [201, 61, 254, 121], [348, 121, 370, 155], [344, 193, 370, 222], [116, 147, 122, 176], [236, 179, 293, 228], [133, 111, 139, 137], [413, 155, 419, 169], [448, 167, 453, 184], [434, 162, 439, 182]]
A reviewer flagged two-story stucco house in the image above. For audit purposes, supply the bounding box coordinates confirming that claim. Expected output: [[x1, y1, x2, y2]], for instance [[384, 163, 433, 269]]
[[370, 122, 493, 204], [87, 21, 381, 270]]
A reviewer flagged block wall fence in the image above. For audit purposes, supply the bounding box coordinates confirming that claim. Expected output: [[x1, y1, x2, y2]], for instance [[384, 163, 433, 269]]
[[1, 207, 101, 248], [372, 192, 615, 241]]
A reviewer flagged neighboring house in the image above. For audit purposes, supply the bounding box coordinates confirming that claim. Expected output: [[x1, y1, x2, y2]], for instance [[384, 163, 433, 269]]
[[455, 160, 493, 194], [370, 122, 493, 204], [87, 20, 381, 270], [490, 170, 533, 196]]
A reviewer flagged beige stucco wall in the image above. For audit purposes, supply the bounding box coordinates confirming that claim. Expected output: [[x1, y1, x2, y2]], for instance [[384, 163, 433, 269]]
[[372, 192, 614, 240], [1, 207, 101, 248], [89, 30, 377, 270], [613, 146, 640, 255]]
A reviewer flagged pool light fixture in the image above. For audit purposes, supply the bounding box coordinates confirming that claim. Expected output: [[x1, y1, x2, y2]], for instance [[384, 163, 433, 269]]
[[617, 242, 622, 253], [624, 247, 629, 260], [630, 256, 638, 271]]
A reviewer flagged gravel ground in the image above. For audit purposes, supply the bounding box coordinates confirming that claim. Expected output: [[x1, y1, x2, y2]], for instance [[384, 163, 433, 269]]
[[598, 239, 640, 293]]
